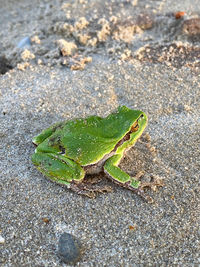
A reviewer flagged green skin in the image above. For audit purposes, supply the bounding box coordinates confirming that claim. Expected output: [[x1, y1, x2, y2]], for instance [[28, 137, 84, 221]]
[[32, 106, 148, 199]]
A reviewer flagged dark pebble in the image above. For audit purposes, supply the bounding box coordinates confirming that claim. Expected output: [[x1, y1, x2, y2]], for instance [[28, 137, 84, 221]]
[[0, 56, 13, 74], [182, 18, 200, 36], [58, 233, 82, 264], [17, 36, 31, 48], [136, 13, 154, 30]]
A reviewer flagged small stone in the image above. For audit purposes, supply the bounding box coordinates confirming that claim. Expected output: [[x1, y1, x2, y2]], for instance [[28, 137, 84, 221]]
[[42, 217, 50, 224], [37, 59, 42, 65], [0, 235, 5, 244], [136, 13, 154, 30], [0, 56, 12, 74], [58, 233, 82, 264], [17, 37, 31, 48], [174, 11, 185, 19], [182, 18, 200, 36]]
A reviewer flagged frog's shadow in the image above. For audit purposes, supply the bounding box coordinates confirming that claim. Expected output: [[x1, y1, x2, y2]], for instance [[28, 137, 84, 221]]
[[68, 136, 163, 196]]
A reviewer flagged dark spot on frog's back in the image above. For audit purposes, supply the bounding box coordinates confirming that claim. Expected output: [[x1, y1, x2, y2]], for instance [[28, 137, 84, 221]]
[[52, 122, 65, 132], [49, 135, 66, 154], [48, 136, 60, 146]]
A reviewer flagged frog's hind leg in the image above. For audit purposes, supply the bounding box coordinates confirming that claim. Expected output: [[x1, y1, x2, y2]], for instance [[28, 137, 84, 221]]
[[32, 152, 112, 197], [32, 152, 85, 186]]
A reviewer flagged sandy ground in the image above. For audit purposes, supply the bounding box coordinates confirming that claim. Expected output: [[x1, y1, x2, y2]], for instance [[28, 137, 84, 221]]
[[0, 0, 200, 266]]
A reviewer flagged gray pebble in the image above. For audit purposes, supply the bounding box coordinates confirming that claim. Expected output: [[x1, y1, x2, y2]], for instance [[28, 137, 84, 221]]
[[17, 37, 31, 48], [182, 18, 200, 36], [0, 56, 12, 74], [136, 13, 154, 30], [58, 233, 82, 264], [0, 235, 5, 244]]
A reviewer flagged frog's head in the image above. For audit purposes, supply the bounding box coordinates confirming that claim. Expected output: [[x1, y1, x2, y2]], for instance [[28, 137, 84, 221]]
[[115, 106, 148, 154]]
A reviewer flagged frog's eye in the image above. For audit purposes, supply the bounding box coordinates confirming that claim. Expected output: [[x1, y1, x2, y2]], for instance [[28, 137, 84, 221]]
[[131, 121, 139, 132]]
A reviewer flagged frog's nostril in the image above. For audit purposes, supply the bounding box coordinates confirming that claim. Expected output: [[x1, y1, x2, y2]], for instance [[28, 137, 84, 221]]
[[139, 114, 144, 120]]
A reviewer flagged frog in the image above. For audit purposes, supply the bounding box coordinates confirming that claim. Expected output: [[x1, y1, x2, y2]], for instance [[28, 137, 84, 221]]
[[32, 106, 160, 202]]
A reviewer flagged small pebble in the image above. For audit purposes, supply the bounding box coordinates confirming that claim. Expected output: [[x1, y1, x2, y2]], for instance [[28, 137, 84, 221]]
[[182, 18, 200, 36], [17, 37, 31, 48], [136, 13, 154, 30], [58, 233, 82, 264], [0, 56, 12, 74], [174, 11, 185, 19], [0, 235, 5, 244]]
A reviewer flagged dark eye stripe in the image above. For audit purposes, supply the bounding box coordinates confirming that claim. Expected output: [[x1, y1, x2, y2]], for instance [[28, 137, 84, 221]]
[[131, 122, 139, 132]]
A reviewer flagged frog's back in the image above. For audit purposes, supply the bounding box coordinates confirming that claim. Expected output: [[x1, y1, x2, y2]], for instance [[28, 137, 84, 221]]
[[60, 115, 120, 165], [59, 106, 141, 165], [38, 106, 142, 166]]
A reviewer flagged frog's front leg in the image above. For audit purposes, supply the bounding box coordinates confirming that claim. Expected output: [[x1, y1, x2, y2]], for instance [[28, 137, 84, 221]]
[[104, 154, 153, 202], [32, 152, 85, 186]]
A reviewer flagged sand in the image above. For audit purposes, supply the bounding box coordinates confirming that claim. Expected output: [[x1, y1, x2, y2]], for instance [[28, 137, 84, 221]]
[[0, 0, 199, 266]]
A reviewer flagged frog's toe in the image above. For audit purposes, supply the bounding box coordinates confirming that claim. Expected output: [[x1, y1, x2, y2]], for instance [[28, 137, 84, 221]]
[[124, 182, 154, 203], [130, 175, 164, 203], [139, 175, 164, 191]]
